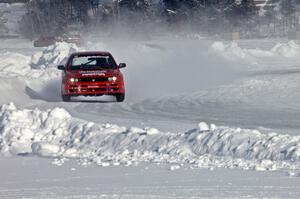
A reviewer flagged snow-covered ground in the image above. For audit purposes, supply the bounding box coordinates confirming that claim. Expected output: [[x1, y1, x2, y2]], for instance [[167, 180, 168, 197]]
[[1, 37, 300, 198], [1, 3, 300, 198], [1, 156, 300, 199]]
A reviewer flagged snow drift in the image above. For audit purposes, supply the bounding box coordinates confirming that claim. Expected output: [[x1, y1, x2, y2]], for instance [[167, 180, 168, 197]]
[[0, 52, 31, 77], [0, 103, 299, 170], [0, 51, 59, 80], [0, 43, 79, 103], [0, 43, 78, 81], [212, 41, 300, 60], [211, 41, 274, 60], [271, 41, 300, 58], [30, 42, 79, 69]]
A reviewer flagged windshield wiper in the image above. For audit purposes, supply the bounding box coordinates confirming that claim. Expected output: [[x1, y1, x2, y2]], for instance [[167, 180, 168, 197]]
[[80, 60, 95, 66]]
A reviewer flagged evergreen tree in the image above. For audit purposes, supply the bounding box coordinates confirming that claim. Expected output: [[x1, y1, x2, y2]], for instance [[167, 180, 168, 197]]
[[18, 0, 300, 39], [275, 0, 298, 33], [161, 0, 203, 27], [20, 0, 90, 38], [119, 0, 152, 17], [226, 0, 257, 32], [117, 0, 154, 26]]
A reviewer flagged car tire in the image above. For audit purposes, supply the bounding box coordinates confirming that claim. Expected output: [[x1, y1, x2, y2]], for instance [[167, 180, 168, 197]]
[[115, 93, 125, 102], [62, 95, 71, 102]]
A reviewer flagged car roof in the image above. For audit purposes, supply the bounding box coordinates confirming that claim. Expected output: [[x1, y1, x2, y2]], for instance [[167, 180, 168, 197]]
[[71, 51, 111, 56]]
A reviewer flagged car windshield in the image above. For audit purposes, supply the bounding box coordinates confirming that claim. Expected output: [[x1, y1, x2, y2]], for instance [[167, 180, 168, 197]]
[[69, 55, 115, 70]]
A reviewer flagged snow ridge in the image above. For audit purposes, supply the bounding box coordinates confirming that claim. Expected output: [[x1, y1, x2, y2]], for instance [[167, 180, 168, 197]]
[[0, 103, 299, 170], [211, 41, 300, 60], [31, 42, 79, 69]]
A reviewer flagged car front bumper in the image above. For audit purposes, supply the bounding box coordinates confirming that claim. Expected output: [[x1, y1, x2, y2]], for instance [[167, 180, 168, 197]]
[[62, 82, 124, 96]]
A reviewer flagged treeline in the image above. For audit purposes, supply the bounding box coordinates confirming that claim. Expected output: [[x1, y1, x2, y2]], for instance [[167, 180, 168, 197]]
[[19, 0, 300, 39], [0, 0, 28, 3]]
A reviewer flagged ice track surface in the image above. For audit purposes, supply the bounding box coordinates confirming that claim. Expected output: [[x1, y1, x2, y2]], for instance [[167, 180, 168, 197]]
[[1, 39, 300, 133], [1, 157, 300, 199]]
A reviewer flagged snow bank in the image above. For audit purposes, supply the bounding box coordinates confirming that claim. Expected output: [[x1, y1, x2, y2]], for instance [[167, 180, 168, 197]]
[[0, 51, 60, 81], [271, 41, 300, 58], [1, 103, 299, 170], [0, 42, 78, 77], [211, 41, 273, 60], [30, 42, 79, 69], [0, 43, 79, 103], [0, 43, 80, 102], [0, 52, 31, 77], [211, 41, 300, 60]]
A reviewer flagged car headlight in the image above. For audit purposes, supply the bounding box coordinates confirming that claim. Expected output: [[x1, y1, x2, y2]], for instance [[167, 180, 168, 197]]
[[108, 76, 117, 81], [69, 78, 79, 83]]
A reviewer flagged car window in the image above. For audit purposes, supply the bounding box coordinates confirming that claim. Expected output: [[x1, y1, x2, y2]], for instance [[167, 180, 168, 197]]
[[69, 55, 115, 70]]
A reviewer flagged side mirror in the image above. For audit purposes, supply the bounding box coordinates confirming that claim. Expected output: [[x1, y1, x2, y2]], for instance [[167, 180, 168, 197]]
[[57, 65, 65, 70], [119, 63, 126, 68]]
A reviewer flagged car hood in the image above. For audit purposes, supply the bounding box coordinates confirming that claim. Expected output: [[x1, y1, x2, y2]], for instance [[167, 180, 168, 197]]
[[65, 69, 119, 77]]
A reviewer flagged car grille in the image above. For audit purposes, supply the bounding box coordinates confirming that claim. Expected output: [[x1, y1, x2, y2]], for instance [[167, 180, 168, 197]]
[[68, 85, 119, 94], [69, 88, 119, 93], [78, 77, 109, 82]]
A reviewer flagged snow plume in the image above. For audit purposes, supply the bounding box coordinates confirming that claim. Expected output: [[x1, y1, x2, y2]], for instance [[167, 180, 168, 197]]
[[0, 104, 300, 171], [30, 42, 79, 69]]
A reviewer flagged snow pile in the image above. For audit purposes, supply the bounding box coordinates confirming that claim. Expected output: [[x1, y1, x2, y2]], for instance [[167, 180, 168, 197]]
[[1, 104, 300, 171], [0, 43, 75, 80], [212, 41, 300, 60], [0, 51, 60, 81], [0, 103, 71, 156], [0, 52, 31, 77], [0, 43, 79, 103], [30, 42, 79, 69], [211, 41, 273, 60], [271, 41, 300, 58], [0, 43, 78, 77]]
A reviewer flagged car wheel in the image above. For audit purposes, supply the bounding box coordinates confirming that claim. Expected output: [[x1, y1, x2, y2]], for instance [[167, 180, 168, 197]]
[[115, 93, 125, 102], [62, 95, 71, 102]]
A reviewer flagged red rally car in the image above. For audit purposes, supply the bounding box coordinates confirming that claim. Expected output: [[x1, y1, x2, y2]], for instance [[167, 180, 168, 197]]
[[57, 51, 126, 102]]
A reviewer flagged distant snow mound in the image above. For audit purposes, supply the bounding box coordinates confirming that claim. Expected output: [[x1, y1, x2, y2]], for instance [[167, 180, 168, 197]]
[[211, 41, 273, 60], [30, 42, 79, 69], [0, 103, 300, 170], [271, 41, 300, 58], [212, 41, 300, 60]]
